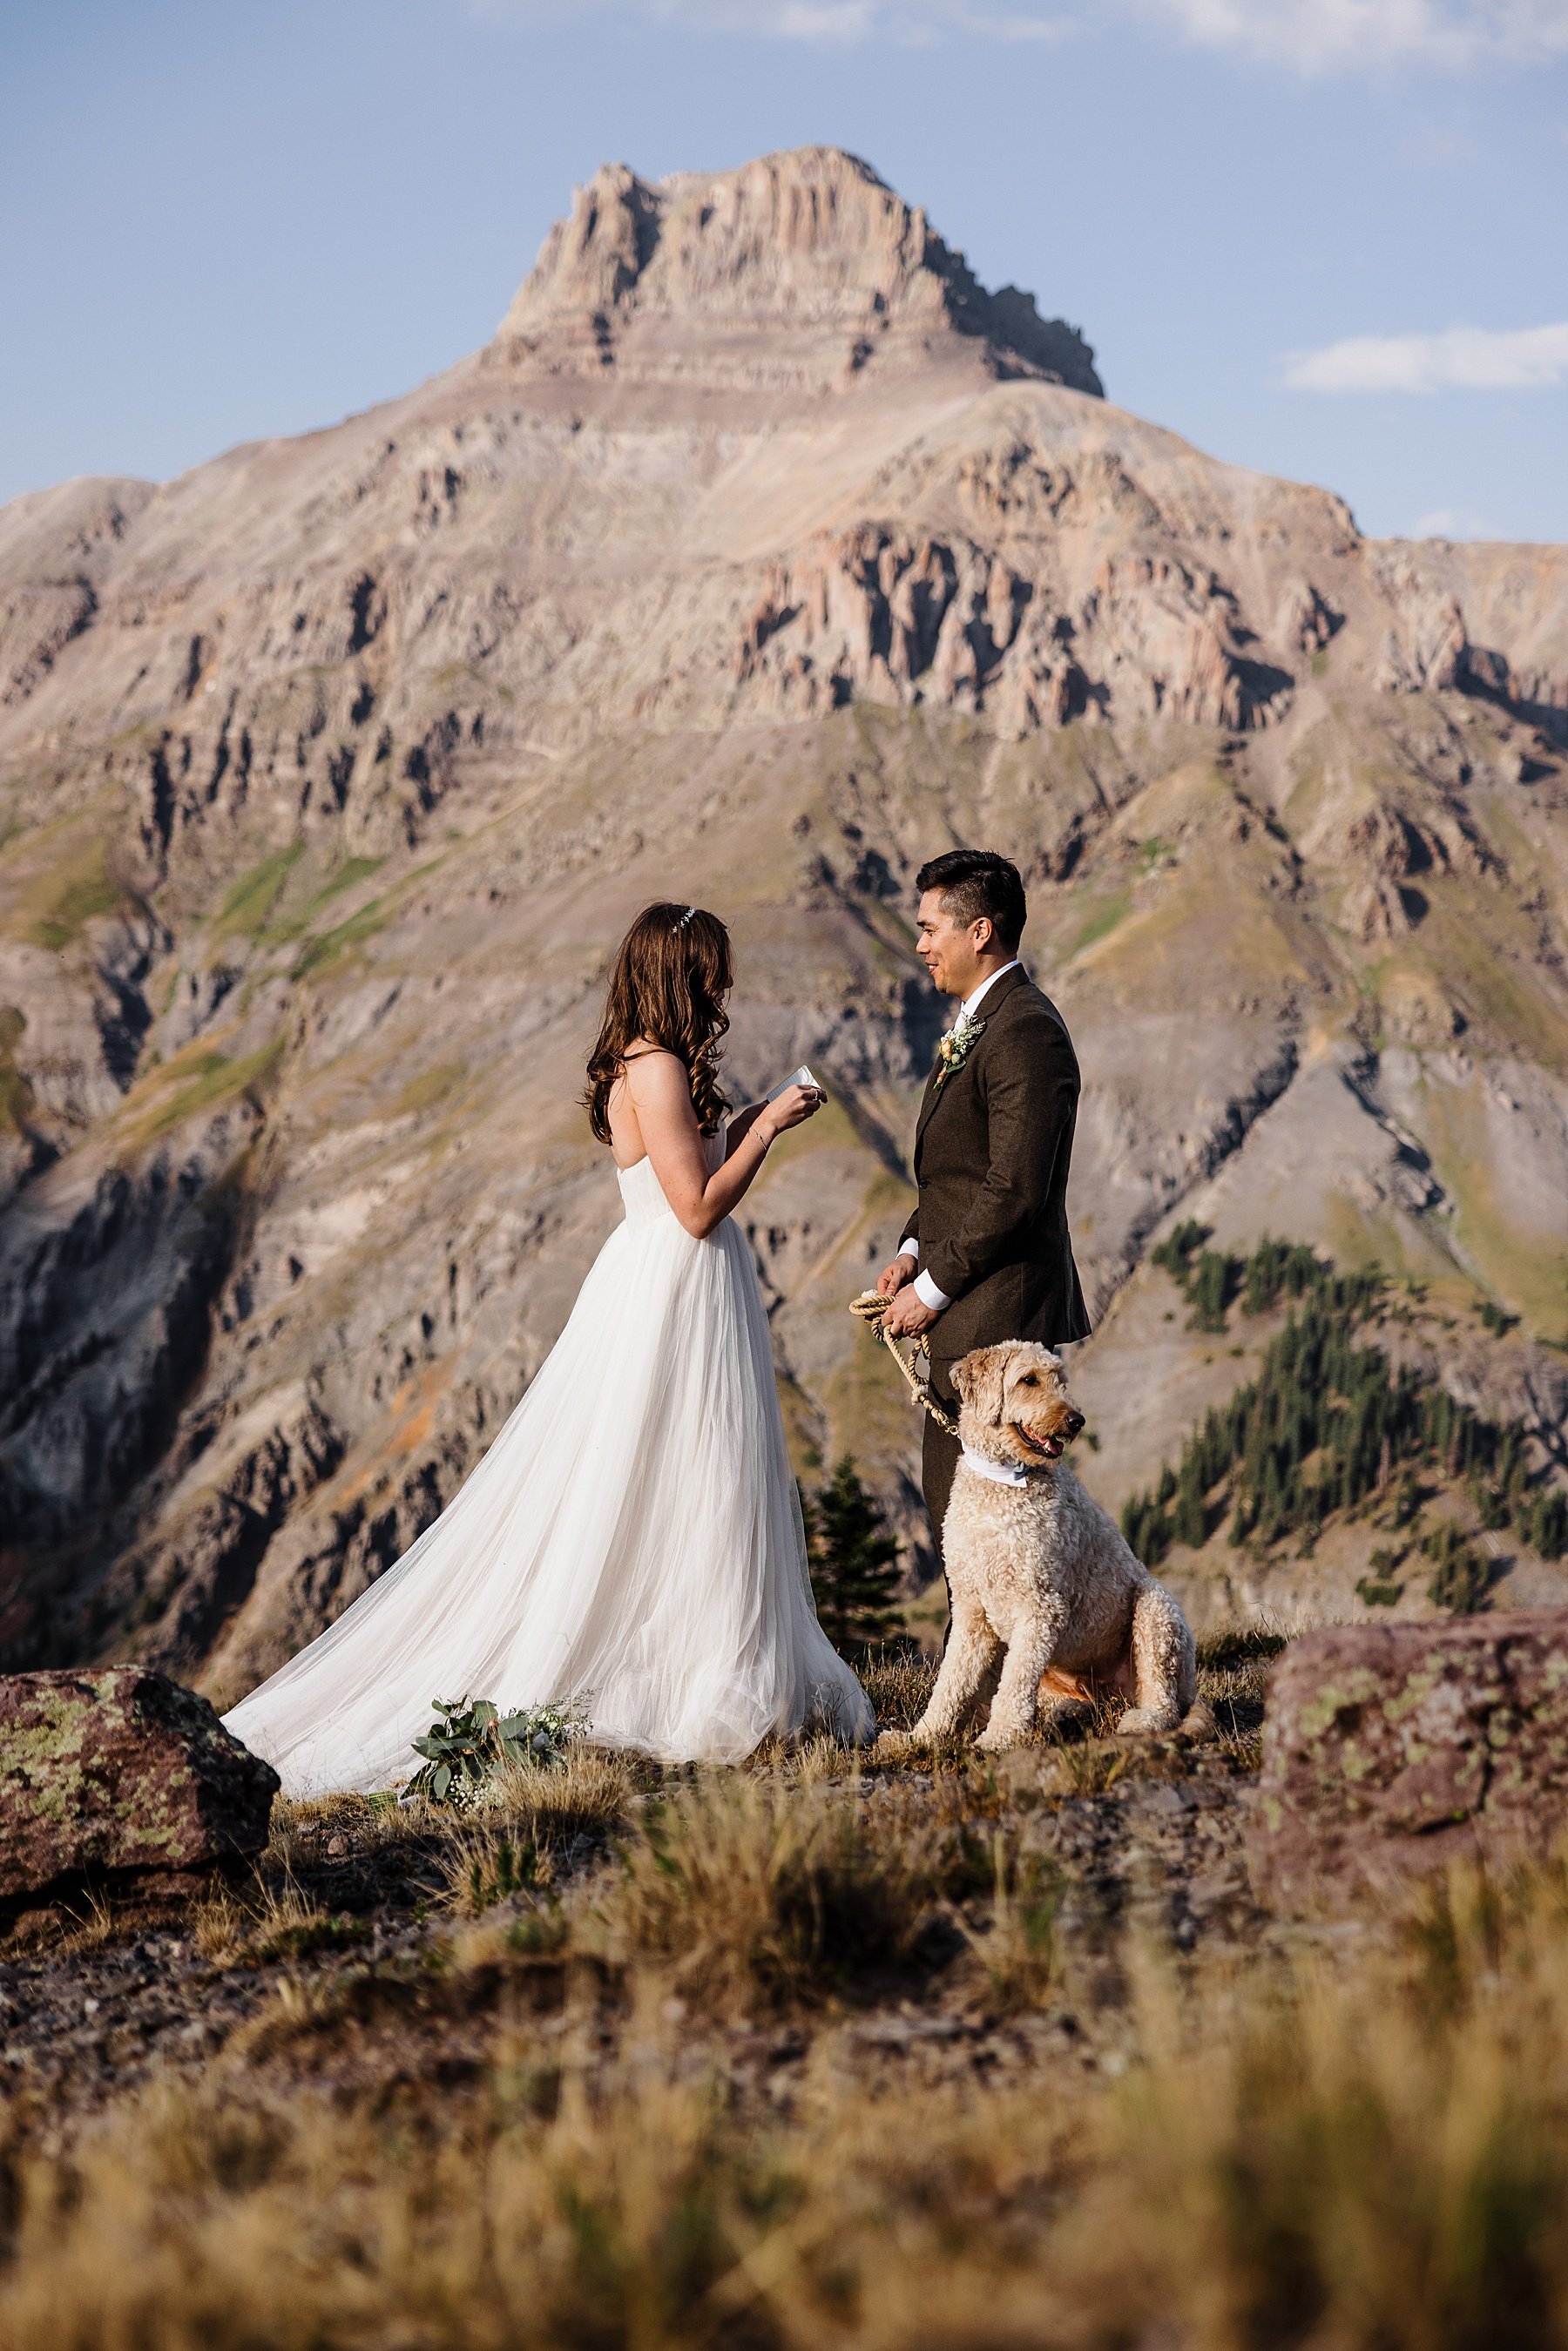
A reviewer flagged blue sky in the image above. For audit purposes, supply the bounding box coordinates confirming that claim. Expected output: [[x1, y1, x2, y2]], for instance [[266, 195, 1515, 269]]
[[3, 0, 1565, 540]]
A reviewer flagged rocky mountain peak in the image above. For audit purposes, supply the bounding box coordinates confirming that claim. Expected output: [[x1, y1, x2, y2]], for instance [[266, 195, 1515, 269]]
[[495, 146, 1103, 395]]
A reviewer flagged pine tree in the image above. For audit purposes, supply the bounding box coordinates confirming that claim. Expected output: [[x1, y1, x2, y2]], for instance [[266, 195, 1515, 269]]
[[1173, 1456, 1207, 1549], [805, 1457, 902, 1654]]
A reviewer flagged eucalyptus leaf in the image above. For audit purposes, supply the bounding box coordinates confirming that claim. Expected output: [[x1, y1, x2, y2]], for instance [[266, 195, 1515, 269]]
[[404, 1691, 593, 1805]]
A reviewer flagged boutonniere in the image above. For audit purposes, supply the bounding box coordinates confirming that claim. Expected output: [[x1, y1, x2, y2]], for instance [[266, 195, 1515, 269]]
[[932, 1010, 986, 1091]]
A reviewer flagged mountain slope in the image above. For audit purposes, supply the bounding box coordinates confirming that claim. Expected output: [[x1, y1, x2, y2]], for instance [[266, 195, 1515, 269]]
[[0, 145, 1565, 1692]]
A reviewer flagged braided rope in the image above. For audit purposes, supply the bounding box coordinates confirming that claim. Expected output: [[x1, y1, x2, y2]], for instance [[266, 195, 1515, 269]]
[[848, 1291, 960, 1436]]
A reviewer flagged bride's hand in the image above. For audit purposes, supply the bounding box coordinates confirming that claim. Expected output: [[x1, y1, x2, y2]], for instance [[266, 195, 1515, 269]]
[[765, 1082, 823, 1135]]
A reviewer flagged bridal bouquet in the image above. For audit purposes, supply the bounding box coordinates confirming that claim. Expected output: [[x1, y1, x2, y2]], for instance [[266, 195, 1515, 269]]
[[407, 1694, 587, 1805]]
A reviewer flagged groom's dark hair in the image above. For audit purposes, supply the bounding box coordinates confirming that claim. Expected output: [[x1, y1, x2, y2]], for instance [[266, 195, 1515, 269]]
[[916, 849, 1026, 953]]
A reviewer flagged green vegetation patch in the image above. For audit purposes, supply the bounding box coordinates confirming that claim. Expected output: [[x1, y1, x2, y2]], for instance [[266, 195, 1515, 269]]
[[805, 1456, 902, 1656], [1070, 887, 1132, 960], [1123, 1232, 1567, 1591], [390, 1060, 467, 1121], [126, 1036, 287, 1143], [291, 896, 389, 981], [21, 840, 121, 950], [261, 855, 386, 946], [213, 844, 304, 941], [0, 1006, 32, 1138]]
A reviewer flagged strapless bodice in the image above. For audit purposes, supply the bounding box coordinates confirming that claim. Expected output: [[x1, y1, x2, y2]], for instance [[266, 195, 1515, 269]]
[[615, 1126, 726, 1229]]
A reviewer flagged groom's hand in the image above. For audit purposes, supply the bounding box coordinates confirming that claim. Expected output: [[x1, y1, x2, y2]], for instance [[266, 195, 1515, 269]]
[[882, 1289, 939, 1340], [875, 1254, 915, 1300]]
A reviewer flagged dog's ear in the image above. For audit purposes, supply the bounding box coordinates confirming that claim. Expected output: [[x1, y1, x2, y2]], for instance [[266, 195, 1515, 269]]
[[951, 1344, 1013, 1426]]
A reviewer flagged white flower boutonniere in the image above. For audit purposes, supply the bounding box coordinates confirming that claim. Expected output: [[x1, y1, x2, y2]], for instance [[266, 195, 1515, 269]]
[[932, 1010, 985, 1091]]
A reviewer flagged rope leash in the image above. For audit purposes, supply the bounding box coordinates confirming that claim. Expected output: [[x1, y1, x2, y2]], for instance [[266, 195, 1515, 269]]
[[848, 1291, 960, 1436]]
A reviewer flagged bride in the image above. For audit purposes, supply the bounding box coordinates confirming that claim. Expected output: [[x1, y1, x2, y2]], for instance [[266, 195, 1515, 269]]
[[223, 902, 875, 1794]]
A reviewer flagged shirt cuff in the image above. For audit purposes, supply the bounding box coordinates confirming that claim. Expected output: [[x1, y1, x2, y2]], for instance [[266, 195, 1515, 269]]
[[913, 1269, 951, 1313], [898, 1239, 919, 1263]]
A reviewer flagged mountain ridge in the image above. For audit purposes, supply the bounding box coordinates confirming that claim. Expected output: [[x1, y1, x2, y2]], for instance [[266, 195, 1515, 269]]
[[0, 144, 1564, 1693], [495, 147, 1104, 397]]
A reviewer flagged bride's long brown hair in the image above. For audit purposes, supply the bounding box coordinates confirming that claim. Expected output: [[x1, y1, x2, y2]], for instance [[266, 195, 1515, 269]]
[[585, 902, 733, 1142]]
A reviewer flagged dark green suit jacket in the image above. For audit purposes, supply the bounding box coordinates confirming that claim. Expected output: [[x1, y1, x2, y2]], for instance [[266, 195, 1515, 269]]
[[899, 965, 1092, 1367]]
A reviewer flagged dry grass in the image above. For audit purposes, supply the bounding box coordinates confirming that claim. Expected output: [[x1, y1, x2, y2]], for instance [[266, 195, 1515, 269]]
[[857, 1640, 936, 1731], [1072, 1862, 1568, 2351], [950, 1832, 1064, 2015], [191, 1871, 366, 1967], [436, 1748, 636, 1919], [51, 1889, 117, 1955], [12, 1853, 1568, 2348], [264, 1787, 414, 1858], [485, 1744, 638, 1841], [1050, 1739, 1131, 1799], [589, 1765, 970, 2014], [440, 1825, 551, 1919]]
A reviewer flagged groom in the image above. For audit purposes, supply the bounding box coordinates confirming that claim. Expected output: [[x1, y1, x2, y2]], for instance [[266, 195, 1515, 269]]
[[877, 848, 1091, 1591]]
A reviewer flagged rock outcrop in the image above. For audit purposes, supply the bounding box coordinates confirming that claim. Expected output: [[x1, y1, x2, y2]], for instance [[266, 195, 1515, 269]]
[[496, 149, 1103, 396], [1246, 1616, 1568, 1910], [0, 1667, 278, 1902], [0, 145, 1564, 1692]]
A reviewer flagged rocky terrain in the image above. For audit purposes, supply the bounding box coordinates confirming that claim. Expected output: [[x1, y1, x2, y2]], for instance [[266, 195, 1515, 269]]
[[7, 1624, 1568, 2348], [1, 144, 1565, 1700]]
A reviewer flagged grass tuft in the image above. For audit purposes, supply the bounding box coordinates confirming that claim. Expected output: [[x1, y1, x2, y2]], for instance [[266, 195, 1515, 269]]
[[592, 1767, 962, 2013]]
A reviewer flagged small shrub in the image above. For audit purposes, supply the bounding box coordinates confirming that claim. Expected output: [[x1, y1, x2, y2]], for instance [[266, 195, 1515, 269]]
[[1521, 1486, 1568, 1561], [1187, 1248, 1240, 1333], [408, 1696, 587, 1806], [445, 1832, 544, 1918], [805, 1456, 902, 1653], [1356, 1544, 1405, 1607], [1152, 1219, 1210, 1283], [1422, 1521, 1493, 1615]]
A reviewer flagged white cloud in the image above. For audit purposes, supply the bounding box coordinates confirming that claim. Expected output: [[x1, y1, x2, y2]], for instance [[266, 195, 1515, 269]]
[[476, 0, 1567, 54], [1283, 321, 1568, 393], [1135, 0, 1568, 70], [1409, 506, 1502, 537], [639, 0, 1068, 36]]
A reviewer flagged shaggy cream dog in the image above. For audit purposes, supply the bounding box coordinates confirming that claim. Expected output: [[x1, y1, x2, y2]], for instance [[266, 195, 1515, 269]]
[[895, 1341, 1213, 1753]]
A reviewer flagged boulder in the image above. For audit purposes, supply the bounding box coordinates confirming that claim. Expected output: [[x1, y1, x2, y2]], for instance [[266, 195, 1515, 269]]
[[0, 1667, 279, 1902], [1247, 1612, 1568, 1912]]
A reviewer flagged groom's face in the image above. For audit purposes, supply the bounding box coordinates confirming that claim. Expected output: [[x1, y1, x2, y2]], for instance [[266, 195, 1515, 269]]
[[916, 889, 990, 997]]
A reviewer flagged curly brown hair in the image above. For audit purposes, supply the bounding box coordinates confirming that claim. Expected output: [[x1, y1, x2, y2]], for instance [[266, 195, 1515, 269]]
[[585, 902, 733, 1143]]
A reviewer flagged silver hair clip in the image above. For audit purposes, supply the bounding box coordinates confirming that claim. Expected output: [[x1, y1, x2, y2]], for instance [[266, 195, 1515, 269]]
[[675, 905, 697, 929]]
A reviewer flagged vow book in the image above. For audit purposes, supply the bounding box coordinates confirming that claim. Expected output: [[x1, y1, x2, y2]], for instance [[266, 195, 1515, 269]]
[[765, 1064, 822, 1101]]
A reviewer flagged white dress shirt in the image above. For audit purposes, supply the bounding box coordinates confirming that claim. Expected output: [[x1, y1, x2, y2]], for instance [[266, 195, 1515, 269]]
[[900, 960, 1021, 1313]]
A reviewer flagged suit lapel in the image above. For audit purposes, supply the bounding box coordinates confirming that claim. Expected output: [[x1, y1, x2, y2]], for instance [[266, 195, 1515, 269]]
[[915, 967, 1031, 1153]]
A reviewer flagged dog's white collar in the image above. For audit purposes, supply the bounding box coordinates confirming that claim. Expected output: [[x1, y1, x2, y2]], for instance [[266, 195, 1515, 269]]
[[959, 1443, 1037, 1488]]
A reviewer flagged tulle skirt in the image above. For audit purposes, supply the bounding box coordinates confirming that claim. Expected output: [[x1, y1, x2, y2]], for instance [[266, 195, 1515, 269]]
[[222, 1152, 874, 1794]]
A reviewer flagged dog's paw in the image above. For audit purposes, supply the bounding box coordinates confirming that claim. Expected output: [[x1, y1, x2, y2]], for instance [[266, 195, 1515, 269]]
[[1179, 1700, 1219, 1744], [1117, 1704, 1181, 1738], [974, 1721, 1030, 1754], [873, 1726, 916, 1760]]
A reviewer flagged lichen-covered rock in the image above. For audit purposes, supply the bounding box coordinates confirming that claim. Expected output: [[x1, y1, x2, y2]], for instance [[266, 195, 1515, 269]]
[[0, 1667, 279, 1901], [1247, 1613, 1568, 1911]]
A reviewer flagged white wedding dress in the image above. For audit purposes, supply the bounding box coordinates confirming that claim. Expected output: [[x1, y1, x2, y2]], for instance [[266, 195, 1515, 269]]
[[223, 1131, 874, 1794]]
